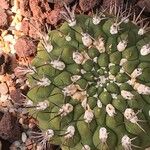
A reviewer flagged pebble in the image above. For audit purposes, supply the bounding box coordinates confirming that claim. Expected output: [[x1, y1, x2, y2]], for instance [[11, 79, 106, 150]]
[[25, 138, 34, 150], [14, 36, 37, 57], [137, 0, 150, 12], [0, 112, 21, 142], [46, 9, 61, 25], [21, 132, 27, 143], [0, 82, 8, 95], [0, 8, 8, 29], [0, 0, 9, 10], [79, 0, 98, 12]]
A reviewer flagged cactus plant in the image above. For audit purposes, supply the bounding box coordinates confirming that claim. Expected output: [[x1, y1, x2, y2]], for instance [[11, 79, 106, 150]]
[[26, 3, 150, 150]]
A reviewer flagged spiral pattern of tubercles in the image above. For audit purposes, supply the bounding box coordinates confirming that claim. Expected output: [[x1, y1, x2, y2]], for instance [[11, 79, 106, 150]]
[[27, 10, 150, 150]]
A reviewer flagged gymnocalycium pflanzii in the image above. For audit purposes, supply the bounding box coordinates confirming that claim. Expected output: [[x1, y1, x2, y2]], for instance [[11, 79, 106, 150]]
[[26, 2, 150, 150]]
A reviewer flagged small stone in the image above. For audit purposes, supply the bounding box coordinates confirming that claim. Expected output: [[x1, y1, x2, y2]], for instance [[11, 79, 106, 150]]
[[0, 8, 8, 29], [25, 139, 34, 150], [14, 36, 37, 57], [21, 19, 30, 35], [21, 18, 44, 39], [79, 0, 98, 12], [0, 112, 22, 142], [22, 132, 27, 143], [29, 0, 50, 20], [20, 0, 32, 17], [28, 18, 45, 39], [10, 88, 24, 104], [0, 0, 9, 9], [28, 118, 38, 129], [0, 82, 8, 95], [9, 141, 21, 150], [46, 9, 61, 25], [137, 0, 150, 13]]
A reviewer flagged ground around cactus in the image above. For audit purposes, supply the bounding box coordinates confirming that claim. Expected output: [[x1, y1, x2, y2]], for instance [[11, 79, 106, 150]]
[[0, 0, 149, 150]]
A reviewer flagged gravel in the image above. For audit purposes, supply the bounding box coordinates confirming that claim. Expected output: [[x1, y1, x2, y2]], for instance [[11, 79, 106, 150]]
[[14, 36, 37, 57]]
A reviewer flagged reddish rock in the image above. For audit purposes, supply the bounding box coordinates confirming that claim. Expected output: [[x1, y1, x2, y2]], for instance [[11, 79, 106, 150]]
[[20, 0, 50, 19], [0, 112, 22, 142], [0, 0, 9, 9], [29, 18, 45, 39], [10, 89, 24, 104], [40, 0, 51, 12], [29, 0, 50, 21], [0, 64, 5, 75], [14, 36, 37, 57], [20, 0, 32, 17], [21, 17, 45, 39], [25, 139, 34, 150], [79, 0, 98, 12], [137, 0, 150, 12], [0, 8, 8, 29], [102, 0, 124, 10], [29, 0, 43, 20], [0, 82, 8, 95], [21, 19, 30, 35], [46, 9, 61, 25]]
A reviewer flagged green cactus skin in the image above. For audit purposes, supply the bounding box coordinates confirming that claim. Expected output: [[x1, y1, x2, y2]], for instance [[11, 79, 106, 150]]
[[26, 6, 150, 150]]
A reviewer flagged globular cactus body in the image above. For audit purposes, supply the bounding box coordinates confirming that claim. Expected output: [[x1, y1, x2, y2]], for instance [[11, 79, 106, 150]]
[[27, 5, 150, 150]]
